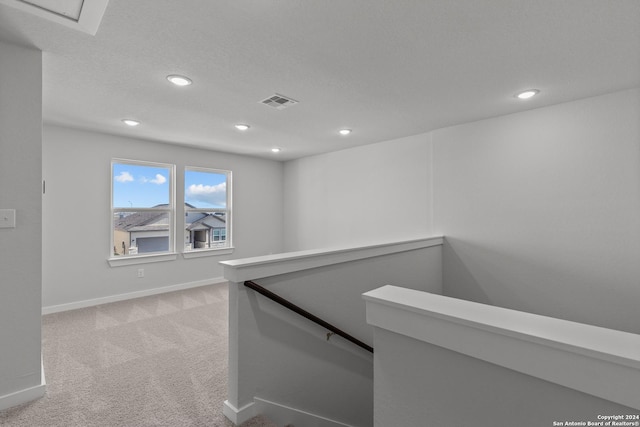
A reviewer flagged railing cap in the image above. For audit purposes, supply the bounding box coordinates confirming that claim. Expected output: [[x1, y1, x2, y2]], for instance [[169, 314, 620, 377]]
[[220, 236, 443, 282]]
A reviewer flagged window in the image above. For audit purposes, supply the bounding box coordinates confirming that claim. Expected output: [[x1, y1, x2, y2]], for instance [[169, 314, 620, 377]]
[[111, 160, 174, 258], [184, 167, 231, 251]]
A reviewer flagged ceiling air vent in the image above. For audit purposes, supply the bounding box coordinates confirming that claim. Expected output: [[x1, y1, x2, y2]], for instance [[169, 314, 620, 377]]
[[260, 94, 298, 110]]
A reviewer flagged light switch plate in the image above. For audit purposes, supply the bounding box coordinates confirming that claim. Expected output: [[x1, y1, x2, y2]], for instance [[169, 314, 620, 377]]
[[0, 209, 16, 228]]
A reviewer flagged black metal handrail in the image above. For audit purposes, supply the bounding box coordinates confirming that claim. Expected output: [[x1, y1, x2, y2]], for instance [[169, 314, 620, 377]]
[[244, 280, 374, 353]]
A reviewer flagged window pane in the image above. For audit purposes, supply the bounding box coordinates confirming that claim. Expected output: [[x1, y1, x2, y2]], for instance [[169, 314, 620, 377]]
[[185, 170, 227, 209], [113, 211, 170, 255], [184, 211, 228, 250], [113, 163, 170, 208]]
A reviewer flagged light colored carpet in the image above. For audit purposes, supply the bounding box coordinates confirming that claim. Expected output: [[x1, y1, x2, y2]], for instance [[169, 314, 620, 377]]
[[0, 282, 276, 427]]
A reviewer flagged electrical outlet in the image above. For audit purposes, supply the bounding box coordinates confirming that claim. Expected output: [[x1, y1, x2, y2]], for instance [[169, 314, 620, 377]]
[[137, 268, 144, 278]]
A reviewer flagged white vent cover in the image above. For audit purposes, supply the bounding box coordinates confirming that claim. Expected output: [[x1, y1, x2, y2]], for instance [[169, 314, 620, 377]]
[[260, 94, 298, 110]]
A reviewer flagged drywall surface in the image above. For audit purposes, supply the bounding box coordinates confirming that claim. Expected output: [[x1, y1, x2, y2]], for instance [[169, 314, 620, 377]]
[[373, 328, 635, 427], [283, 133, 432, 251], [433, 88, 640, 334], [42, 125, 284, 308], [0, 41, 43, 402], [227, 244, 442, 426], [253, 244, 442, 344]]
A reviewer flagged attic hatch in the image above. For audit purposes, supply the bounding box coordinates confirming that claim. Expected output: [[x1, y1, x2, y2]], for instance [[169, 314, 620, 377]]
[[260, 94, 299, 110], [20, 0, 84, 20], [0, 0, 109, 35]]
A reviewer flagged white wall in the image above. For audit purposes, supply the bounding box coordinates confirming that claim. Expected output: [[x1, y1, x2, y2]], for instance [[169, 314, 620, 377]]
[[42, 125, 284, 308], [434, 88, 640, 334], [283, 133, 433, 251], [0, 41, 43, 405], [226, 242, 442, 426], [282, 88, 640, 335], [373, 328, 634, 427]]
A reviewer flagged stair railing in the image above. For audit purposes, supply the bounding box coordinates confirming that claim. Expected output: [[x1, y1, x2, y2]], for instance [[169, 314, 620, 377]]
[[244, 280, 374, 353]]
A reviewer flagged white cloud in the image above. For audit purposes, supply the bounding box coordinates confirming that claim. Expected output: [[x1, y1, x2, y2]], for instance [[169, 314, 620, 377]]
[[186, 182, 226, 207], [150, 174, 167, 185], [140, 174, 167, 185], [114, 171, 134, 183]]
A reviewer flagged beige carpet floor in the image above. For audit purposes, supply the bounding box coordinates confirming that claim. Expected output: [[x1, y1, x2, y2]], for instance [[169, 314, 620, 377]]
[[0, 282, 276, 427]]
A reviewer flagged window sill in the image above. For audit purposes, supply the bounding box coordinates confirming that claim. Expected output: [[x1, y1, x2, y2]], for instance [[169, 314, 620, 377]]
[[182, 247, 235, 259], [108, 252, 178, 267]]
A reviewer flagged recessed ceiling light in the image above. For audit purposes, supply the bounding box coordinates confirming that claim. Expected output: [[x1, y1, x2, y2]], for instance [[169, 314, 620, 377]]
[[516, 89, 540, 100], [271, 148, 281, 153], [235, 124, 250, 131], [166, 74, 192, 86], [339, 129, 352, 136], [122, 119, 140, 127]]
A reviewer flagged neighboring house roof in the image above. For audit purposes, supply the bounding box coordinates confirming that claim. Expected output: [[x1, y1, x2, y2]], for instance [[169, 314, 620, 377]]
[[114, 211, 168, 232], [186, 214, 226, 232], [114, 204, 225, 232]]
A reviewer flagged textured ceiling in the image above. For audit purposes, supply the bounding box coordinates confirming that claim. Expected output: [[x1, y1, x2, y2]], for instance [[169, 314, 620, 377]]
[[0, 0, 639, 161]]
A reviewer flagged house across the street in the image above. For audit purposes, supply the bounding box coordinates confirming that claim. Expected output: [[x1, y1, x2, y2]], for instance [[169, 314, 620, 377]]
[[113, 203, 227, 255]]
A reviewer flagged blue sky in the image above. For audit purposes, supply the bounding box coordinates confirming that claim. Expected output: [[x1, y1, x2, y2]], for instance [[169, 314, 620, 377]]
[[113, 163, 227, 209], [185, 169, 227, 208], [113, 163, 170, 208]]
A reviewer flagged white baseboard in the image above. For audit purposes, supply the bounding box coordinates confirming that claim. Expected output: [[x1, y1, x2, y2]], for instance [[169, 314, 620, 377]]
[[253, 397, 355, 427], [223, 400, 255, 425], [0, 364, 46, 412], [0, 383, 46, 411], [42, 277, 227, 315]]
